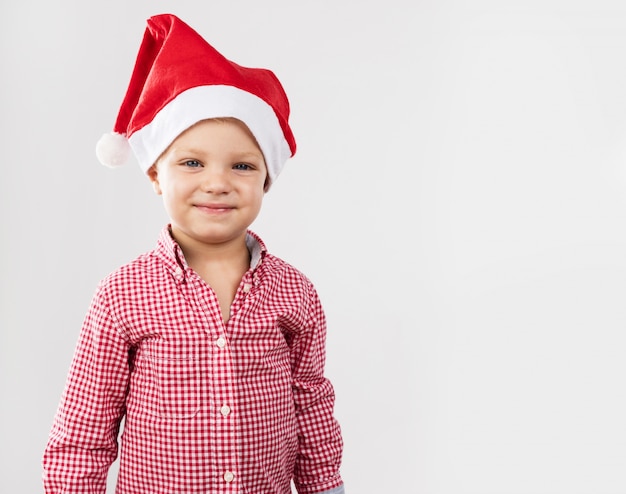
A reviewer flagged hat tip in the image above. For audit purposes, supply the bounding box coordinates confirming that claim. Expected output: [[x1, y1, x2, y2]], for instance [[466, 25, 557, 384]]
[[96, 132, 132, 168]]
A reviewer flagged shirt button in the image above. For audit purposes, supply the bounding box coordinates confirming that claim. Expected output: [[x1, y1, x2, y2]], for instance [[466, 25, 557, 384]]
[[220, 405, 231, 417], [223, 471, 235, 483], [174, 267, 184, 281], [216, 337, 226, 349], [243, 283, 252, 293]]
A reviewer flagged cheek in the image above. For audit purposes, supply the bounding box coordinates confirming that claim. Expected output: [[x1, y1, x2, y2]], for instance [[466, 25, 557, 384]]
[[161, 175, 193, 197], [252, 189, 265, 210]]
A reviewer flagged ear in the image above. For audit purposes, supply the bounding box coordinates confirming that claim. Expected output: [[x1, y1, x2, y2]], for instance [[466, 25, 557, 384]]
[[147, 165, 162, 195], [262, 171, 270, 193]]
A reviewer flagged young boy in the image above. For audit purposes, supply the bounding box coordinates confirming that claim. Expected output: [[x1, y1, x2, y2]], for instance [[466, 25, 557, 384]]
[[42, 13, 344, 494]]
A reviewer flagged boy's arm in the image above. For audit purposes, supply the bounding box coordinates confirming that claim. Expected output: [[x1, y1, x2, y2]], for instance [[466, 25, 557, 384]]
[[43, 287, 131, 494], [291, 282, 344, 494]]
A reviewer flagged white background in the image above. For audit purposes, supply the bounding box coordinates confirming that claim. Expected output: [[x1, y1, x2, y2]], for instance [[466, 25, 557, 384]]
[[2, 1, 626, 493]]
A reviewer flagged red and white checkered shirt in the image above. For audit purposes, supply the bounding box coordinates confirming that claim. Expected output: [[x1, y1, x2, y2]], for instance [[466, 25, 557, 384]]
[[43, 227, 344, 494]]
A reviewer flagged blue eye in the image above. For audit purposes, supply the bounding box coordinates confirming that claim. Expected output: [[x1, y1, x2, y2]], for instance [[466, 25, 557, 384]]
[[184, 160, 202, 168], [233, 163, 252, 170]]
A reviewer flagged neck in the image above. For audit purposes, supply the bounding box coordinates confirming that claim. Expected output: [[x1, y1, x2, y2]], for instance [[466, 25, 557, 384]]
[[170, 228, 250, 270]]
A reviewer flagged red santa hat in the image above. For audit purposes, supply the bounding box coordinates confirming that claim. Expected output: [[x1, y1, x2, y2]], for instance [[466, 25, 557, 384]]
[[96, 13, 296, 189]]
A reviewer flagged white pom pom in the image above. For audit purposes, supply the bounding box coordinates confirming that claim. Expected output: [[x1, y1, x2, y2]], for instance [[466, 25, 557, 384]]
[[95, 132, 132, 168]]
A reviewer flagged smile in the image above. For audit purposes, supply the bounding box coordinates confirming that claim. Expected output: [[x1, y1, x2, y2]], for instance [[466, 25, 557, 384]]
[[195, 204, 235, 214]]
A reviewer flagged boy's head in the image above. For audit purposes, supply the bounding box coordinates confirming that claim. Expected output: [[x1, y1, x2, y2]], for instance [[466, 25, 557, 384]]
[[148, 117, 268, 247], [96, 13, 296, 190]]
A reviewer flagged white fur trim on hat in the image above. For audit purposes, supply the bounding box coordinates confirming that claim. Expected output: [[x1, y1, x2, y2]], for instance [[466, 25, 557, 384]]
[[127, 85, 291, 185]]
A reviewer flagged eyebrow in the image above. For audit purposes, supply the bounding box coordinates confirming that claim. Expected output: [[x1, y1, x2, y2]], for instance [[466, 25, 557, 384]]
[[232, 150, 264, 160]]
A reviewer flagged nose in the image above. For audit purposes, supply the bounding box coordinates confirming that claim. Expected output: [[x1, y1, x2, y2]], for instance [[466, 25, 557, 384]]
[[201, 168, 231, 194]]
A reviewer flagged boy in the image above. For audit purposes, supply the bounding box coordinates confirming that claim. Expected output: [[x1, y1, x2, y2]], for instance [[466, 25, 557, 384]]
[[42, 13, 344, 494]]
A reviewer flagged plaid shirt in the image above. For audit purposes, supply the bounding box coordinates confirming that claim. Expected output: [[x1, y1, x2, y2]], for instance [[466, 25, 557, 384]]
[[43, 227, 344, 494]]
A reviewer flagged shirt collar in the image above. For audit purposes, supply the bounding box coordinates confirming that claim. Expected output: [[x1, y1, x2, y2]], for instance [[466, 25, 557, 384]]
[[156, 225, 267, 281], [245, 230, 266, 270]]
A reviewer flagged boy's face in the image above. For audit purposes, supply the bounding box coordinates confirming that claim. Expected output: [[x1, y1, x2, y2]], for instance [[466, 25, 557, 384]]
[[148, 118, 267, 249]]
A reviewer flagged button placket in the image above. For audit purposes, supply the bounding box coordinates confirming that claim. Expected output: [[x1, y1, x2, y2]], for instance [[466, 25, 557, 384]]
[[186, 266, 238, 488]]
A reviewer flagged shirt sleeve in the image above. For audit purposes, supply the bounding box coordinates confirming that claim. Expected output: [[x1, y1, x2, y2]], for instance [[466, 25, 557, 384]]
[[291, 282, 344, 494], [42, 286, 131, 494], [315, 486, 346, 494]]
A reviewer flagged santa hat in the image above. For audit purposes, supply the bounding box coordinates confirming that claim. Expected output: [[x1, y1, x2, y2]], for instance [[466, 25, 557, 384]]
[[96, 13, 296, 189]]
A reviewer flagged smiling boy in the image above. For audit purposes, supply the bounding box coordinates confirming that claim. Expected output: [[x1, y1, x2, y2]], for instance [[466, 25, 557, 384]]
[[43, 14, 344, 494]]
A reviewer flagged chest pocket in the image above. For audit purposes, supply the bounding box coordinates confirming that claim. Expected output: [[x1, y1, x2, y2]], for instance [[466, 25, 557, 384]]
[[145, 338, 200, 419]]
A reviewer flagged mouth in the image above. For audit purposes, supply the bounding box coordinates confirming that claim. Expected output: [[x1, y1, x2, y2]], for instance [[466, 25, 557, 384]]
[[194, 203, 235, 214]]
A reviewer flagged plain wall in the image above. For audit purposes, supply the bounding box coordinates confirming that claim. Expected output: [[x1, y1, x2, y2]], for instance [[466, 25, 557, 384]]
[[2, 1, 626, 492]]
